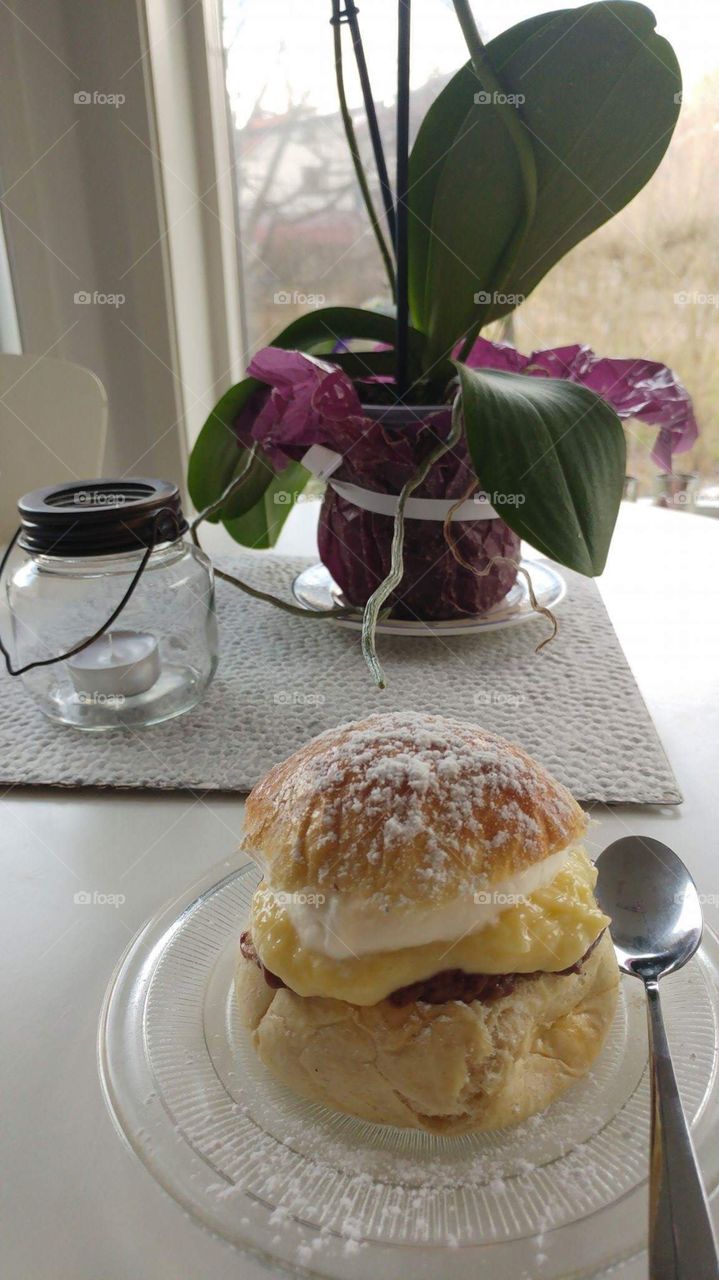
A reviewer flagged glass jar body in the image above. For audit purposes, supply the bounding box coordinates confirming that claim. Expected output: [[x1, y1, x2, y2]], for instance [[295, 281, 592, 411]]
[[6, 538, 218, 729]]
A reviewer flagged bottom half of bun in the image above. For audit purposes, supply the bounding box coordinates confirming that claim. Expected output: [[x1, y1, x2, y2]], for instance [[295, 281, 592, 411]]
[[235, 931, 619, 1135]]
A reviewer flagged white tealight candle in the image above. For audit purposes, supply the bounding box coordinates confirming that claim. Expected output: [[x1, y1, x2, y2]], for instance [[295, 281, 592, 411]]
[[67, 630, 161, 698]]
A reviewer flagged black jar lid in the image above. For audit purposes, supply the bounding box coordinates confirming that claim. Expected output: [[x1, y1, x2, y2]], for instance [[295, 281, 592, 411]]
[[17, 478, 188, 556]]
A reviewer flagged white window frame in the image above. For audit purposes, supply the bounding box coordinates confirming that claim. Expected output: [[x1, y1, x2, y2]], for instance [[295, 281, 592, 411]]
[[141, 0, 247, 454], [0, 0, 245, 488]]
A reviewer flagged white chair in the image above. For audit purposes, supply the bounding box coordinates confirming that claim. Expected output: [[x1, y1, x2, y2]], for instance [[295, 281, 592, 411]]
[[0, 354, 108, 542]]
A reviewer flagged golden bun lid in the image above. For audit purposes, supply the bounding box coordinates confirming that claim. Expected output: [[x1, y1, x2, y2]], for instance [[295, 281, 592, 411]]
[[242, 712, 586, 909]]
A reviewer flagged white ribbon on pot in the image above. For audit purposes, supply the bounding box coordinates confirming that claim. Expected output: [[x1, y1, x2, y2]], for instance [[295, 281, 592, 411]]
[[301, 444, 499, 522]]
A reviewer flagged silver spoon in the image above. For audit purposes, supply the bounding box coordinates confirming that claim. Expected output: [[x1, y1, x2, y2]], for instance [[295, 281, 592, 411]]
[[595, 835, 719, 1280]]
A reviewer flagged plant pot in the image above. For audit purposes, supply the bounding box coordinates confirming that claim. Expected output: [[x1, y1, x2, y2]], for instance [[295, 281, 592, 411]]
[[317, 404, 520, 621]]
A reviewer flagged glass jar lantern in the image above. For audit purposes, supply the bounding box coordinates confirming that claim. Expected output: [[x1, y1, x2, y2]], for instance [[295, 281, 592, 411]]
[[1, 479, 218, 729]]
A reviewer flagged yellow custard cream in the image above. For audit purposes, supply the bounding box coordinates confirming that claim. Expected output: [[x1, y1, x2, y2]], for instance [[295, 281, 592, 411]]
[[249, 849, 609, 1006]]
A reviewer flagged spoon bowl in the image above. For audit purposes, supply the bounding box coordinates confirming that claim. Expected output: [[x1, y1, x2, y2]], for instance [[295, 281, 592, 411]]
[[595, 835, 703, 981]]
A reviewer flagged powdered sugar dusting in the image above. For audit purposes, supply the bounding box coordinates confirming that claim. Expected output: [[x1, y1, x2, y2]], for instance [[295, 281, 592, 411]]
[[246, 711, 583, 902]]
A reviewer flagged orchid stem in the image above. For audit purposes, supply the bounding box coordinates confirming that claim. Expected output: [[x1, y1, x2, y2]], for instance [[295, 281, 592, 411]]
[[331, 1, 396, 299], [344, 3, 397, 250], [396, 0, 412, 398]]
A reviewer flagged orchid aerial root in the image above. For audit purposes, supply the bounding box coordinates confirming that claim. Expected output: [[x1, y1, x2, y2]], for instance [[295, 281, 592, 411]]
[[442, 487, 558, 653], [361, 403, 464, 688], [191, 446, 357, 621]]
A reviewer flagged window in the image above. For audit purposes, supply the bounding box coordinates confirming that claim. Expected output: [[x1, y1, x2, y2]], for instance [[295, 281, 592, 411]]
[[222, 0, 465, 345], [220, 0, 718, 489], [0, 209, 21, 354]]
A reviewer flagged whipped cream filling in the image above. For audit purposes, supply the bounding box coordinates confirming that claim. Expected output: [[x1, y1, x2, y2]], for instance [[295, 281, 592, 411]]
[[259, 844, 575, 960]]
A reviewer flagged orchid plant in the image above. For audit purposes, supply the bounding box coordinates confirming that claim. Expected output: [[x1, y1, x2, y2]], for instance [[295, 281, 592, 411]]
[[189, 0, 696, 685]]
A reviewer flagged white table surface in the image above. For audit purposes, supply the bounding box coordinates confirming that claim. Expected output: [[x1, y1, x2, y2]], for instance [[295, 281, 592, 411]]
[[1, 502, 717, 1280]]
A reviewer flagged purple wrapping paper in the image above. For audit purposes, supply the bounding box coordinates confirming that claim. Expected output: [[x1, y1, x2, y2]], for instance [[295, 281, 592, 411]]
[[234, 339, 698, 616], [463, 336, 697, 470], [238, 350, 520, 617]]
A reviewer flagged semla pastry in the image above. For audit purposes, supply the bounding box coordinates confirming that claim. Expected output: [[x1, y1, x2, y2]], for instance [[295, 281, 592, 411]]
[[236, 712, 619, 1135]]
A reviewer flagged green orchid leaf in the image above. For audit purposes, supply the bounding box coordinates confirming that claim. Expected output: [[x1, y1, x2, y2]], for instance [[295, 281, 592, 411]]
[[413, 3, 680, 360], [222, 461, 310, 550], [270, 306, 426, 367], [187, 377, 271, 522], [408, 59, 478, 333], [457, 362, 626, 575], [408, 12, 553, 335], [483, 3, 681, 327]]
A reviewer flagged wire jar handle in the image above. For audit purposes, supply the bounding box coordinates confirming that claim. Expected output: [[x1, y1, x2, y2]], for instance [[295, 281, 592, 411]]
[[0, 507, 181, 678]]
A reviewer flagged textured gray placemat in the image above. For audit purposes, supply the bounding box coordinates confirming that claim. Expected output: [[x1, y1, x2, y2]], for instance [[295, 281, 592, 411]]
[[0, 553, 680, 804]]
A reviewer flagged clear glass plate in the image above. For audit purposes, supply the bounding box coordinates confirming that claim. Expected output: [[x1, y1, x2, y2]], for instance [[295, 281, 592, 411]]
[[291, 560, 566, 635], [99, 858, 719, 1280]]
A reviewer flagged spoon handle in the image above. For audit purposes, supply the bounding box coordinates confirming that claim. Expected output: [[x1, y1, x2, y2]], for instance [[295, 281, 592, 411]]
[[645, 979, 719, 1279]]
